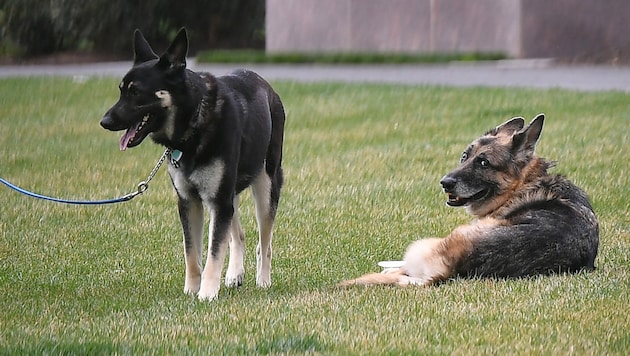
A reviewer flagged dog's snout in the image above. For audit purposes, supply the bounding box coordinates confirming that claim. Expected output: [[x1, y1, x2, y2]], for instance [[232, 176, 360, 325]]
[[100, 114, 113, 129], [440, 176, 457, 192], [100, 109, 120, 130]]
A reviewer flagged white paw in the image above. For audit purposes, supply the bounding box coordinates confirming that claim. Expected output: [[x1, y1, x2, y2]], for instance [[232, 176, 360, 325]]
[[256, 274, 271, 288], [225, 269, 244, 288], [198, 285, 220, 301], [183, 276, 201, 295], [398, 275, 429, 286], [256, 256, 271, 288]]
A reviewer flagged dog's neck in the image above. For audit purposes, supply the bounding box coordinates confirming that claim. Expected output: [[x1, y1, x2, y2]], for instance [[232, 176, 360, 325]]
[[165, 72, 216, 151], [518, 156, 554, 185], [179, 92, 208, 143], [481, 156, 555, 219], [148, 71, 217, 165], [167, 93, 206, 167]]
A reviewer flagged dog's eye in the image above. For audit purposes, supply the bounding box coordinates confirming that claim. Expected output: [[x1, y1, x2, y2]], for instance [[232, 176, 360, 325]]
[[460, 152, 468, 163], [478, 158, 490, 167]]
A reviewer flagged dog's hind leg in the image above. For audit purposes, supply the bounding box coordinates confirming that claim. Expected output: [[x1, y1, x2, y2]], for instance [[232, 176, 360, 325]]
[[252, 172, 275, 288], [225, 195, 246, 288], [178, 197, 204, 295], [251, 97, 283, 288]]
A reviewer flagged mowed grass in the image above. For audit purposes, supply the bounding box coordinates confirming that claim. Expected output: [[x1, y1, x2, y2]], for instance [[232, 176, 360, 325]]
[[0, 76, 628, 354]]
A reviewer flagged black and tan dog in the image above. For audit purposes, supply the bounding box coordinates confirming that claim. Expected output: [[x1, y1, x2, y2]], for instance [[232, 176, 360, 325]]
[[340, 114, 599, 286], [101, 28, 285, 300]]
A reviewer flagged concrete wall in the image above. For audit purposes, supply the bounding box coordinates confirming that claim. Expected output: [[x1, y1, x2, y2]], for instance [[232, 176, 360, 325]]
[[266, 0, 630, 59], [430, 0, 520, 56], [521, 0, 630, 58]]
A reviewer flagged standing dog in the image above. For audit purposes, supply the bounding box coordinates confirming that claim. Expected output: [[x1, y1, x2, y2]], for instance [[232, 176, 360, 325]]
[[340, 114, 599, 286], [101, 28, 285, 300]]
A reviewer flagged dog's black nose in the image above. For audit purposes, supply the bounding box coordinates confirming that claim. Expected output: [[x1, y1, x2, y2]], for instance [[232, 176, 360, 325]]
[[100, 112, 118, 130], [440, 176, 457, 192], [100, 110, 126, 131]]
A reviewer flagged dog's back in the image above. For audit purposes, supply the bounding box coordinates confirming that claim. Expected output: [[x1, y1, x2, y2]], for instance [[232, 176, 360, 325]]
[[213, 69, 285, 195], [454, 172, 599, 278]]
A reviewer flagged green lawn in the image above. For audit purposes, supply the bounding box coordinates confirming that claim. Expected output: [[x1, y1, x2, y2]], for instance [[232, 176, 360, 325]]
[[0, 77, 628, 354], [195, 50, 506, 64]]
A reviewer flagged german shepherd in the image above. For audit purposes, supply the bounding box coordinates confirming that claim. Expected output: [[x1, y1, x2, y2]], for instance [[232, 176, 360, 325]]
[[100, 28, 285, 300], [339, 114, 599, 286]]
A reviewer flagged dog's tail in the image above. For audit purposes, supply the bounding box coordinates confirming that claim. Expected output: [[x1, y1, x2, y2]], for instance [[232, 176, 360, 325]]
[[266, 92, 285, 215], [337, 269, 407, 287]]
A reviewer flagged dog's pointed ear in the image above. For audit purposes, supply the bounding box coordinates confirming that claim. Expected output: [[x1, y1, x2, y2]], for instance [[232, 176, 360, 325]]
[[512, 113, 545, 155], [491, 117, 525, 136], [158, 27, 188, 70], [133, 29, 158, 65]]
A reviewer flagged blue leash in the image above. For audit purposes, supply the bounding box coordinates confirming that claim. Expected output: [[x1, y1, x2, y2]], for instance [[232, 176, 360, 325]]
[[0, 177, 138, 205], [1, 148, 171, 205]]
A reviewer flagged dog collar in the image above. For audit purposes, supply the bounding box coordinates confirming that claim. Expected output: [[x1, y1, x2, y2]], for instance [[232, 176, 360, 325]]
[[176, 85, 210, 148], [167, 95, 203, 168], [169, 77, 212, 168]]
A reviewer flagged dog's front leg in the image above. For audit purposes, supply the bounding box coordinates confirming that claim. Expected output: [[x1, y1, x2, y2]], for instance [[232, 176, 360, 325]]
[[178, 197, 204, 295], [198, 203, 232, 301]]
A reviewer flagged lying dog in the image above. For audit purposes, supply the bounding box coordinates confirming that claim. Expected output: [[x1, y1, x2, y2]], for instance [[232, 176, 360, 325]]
[[101, 28, 285, 300], [340, 114, 599, 286]]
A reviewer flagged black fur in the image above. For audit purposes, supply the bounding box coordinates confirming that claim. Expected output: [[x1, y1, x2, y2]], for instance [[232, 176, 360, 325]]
[[339, 114, 599, 288], [441, 114, 599, 278], [455, 175, 599, 277], [101, 28, 285, 300]]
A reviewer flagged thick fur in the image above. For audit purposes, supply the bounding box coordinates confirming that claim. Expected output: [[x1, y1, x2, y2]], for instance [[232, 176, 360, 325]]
[[339, 114, 599, 287], [101, 28, 285, 300]]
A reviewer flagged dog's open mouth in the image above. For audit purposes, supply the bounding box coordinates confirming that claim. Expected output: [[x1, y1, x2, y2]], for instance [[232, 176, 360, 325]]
[[119, 114, 151, 151], [446, 189, 489, 207]]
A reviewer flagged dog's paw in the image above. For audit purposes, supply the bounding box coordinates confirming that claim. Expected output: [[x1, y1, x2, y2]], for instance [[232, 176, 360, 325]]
[[225, 261, 244, 288], [256, 260, 271, 288], [184, 286, 199, 296], [183, 277, 201, 295], [198, 280, 221, 301], [197, 290, 219, 301], [256, 275, 271, 288], [225, 271, 244, 288]]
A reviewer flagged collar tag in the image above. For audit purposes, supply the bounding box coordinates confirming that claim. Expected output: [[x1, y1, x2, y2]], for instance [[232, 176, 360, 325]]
[[170, 149, 183, 168]]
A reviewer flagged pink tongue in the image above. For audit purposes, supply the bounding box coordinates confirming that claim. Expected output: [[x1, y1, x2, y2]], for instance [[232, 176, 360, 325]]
[[119, 126, 136, 151]]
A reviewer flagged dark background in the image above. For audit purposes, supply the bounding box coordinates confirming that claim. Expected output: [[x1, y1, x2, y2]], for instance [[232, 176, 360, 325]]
[[0, 0, 265, 61]]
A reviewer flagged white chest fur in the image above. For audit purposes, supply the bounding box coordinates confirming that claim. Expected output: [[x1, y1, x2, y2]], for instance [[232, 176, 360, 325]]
[[168, 159, 225, 200]]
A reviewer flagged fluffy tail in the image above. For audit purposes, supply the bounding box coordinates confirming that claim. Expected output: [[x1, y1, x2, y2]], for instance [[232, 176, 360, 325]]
[[337, 269, 406, 287]]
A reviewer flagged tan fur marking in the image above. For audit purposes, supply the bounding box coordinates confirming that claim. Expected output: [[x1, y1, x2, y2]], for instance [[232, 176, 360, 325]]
[[338, 115, 594, 289], [337, 217, 504, 287], [336, 269, 405, 287], [490, 158, 556, 219], [471, 155, 551, 218]]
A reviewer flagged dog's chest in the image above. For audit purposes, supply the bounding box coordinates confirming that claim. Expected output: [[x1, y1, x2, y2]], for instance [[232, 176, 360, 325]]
[[168, 159, 225, 200]]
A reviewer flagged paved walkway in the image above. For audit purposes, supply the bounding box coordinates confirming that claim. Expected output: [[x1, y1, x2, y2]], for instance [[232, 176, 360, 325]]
[[1, 59, 629, 92]]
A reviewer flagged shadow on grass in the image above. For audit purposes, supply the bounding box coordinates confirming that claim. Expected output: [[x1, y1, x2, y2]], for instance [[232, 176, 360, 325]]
[[3, 341, 131, 355], [5, 336, 330, 354]]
